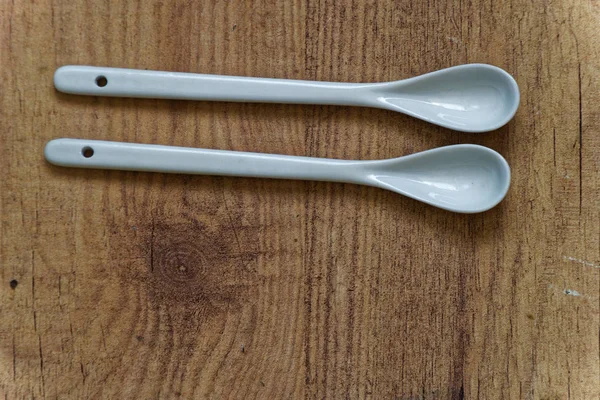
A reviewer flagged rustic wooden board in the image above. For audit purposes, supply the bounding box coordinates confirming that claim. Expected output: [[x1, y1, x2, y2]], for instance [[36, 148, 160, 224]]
[[1, 0, 599, 398]]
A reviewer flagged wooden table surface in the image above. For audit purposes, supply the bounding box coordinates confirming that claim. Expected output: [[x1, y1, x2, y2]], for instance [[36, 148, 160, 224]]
[[1, 1, 599, 398]]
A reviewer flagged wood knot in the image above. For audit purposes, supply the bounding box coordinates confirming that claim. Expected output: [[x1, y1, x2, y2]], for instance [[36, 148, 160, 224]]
[[147, 222, 259, 312], [153, 242, 206, 286]]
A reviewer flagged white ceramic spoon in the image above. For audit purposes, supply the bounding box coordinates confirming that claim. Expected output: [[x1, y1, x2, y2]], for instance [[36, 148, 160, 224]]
[[54, 64, 519, 133], [45, 139, 510, 213]]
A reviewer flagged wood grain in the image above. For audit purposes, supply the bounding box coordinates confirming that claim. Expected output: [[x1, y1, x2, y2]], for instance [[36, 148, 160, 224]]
[[1, 0, 599, 398]]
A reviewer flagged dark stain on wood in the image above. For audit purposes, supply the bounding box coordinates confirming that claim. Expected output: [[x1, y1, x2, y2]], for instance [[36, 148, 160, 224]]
[[106, 211, 262, 325], [144, 221, 258, 311]]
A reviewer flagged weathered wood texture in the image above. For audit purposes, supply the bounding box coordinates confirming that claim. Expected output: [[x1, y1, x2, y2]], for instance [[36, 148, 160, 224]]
[[1, 1, 599, 398]]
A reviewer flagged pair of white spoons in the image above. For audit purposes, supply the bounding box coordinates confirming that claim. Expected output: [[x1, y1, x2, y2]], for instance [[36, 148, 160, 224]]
[[46, 64, 519, 213]]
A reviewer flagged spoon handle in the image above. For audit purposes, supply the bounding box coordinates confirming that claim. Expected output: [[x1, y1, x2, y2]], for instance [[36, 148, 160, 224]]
[[54, 66, 372, 106], [45, 139, 364, 183]]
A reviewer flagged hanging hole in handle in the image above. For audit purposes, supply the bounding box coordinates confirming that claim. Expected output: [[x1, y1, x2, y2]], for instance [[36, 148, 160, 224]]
[[82, 147, 94, 158], [95, 76, 108, 87]]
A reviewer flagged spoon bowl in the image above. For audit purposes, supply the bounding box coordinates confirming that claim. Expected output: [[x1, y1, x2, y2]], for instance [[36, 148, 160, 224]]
[[364, 144, 511, 213], [45, 139, 510, 213], [372, 64, 520, 132]]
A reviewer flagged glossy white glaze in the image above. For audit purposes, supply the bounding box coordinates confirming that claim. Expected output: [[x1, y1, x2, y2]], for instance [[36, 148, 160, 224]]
[[45, 139, 510, 213], [54, 64, 519, 132], [371, 64, 519, 132]]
